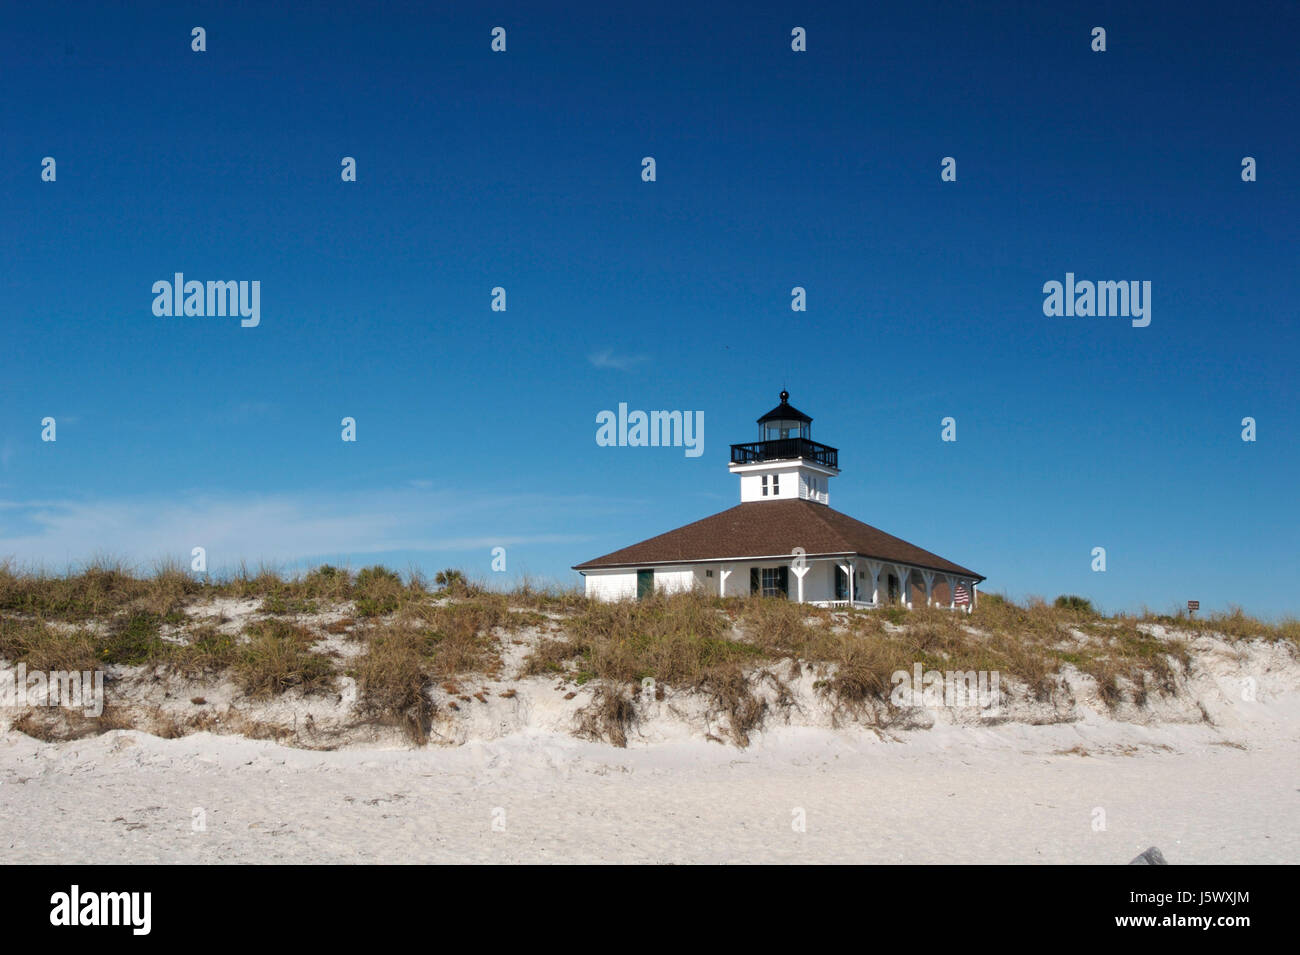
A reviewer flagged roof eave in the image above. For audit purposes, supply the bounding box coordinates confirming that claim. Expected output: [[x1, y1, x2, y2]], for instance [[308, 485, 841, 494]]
[[575, 555, 985, 581]]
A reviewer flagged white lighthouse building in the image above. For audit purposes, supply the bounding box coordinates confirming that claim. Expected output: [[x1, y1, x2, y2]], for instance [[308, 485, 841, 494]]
[[574, 391, 984, 608]]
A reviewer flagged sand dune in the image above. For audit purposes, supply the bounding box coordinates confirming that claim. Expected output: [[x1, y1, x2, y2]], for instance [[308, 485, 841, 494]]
[[3, 631, 1296, 864]]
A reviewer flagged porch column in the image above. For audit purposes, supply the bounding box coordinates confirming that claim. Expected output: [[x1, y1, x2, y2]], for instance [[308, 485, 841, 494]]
[[719, 565, 732, 598], [894, 564, 912, 609], [921, 570, 936, 607], [972, 581, 978, 612], [791, 560, 810, 604], [864, 560, 883, 607], [944, 573, 957, 610]]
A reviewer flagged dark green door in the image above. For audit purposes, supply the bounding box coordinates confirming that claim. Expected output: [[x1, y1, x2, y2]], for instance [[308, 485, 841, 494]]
[[636, 569, 654, 600]]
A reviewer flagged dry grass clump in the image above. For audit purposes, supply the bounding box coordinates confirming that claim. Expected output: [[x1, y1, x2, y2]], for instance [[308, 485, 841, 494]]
[[2, 609, 179, 671], [0, 617, 101, 673], [0, 556, 193, 622], [96, 611, 171, 666], [1053, 594, 1097, 615], [1199, 607, 1271, 641], [10, 705, 135, 742], [235, 619, 334, 697], [734, 596, 829, 652], [219, 562, 352, 602], [398, 594, 507, 677], [528, 591, 754, 684], [528, 593, 1010, 741], [351, 621, 438, 743], [970, 595, 1076, 642], [966, 597, 1194, 705], [132, 559, 204, 617], [168, 625, 240, 678], [1130, 605, 1298, 649], [526, 592, 774, 745], [1198, 607, 1299, 646], [350, 595, 510, 741], [213, 563, 291, 600], [1077, 618, 1192, 699], [733, 596, 1192, 713], [805, 626, 917, 712], [574, 683, 638, 747], [352, 566, 409, 617], [259, 594, 321, 615], [0, 558, 148, 620], [214, 563, 425, 616], [505, 576, 588, 612], [739, 601, 971, 714], [955, 597, 1083, 700], [696, 664, 777, 744], [299, 564, 354, 601]]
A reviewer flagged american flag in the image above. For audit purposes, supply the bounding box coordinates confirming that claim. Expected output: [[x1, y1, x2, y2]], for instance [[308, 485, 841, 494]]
[[954, 582, 971, 606]]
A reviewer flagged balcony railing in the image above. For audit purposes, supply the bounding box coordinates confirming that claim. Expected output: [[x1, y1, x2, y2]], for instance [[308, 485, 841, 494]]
[[730, 438, 839, 469]]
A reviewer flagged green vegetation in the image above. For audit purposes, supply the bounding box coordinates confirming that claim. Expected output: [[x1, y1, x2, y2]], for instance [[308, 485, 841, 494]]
[[1054, 594, 1096, 614], [0, 561, 1294, 748], [234, 619, 334, 697], [99, 611, 170, 666]]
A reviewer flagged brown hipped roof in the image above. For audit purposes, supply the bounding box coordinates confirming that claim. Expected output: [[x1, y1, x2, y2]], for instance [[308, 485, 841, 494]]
[[573, 498, 984, 580]]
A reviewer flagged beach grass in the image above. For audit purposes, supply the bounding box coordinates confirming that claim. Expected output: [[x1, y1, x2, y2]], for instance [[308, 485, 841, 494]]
[[2, 561, 1294, 746]]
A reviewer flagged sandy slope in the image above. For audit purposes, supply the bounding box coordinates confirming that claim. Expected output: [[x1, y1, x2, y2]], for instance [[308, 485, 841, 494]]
[[3, 688, 1297, 864], [4, 609, 1297, 864]]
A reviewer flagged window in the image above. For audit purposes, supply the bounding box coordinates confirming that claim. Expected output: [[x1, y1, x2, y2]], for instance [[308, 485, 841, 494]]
[[764, 567, 788, 597], [751, 566, 789, 598], [772, 474, 780, 495], [636, 569, 654, 601], [835, 567, 849, 601]]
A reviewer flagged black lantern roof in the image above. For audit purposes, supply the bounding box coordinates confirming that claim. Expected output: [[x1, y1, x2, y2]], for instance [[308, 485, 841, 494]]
[[756, 390, 812, 425]]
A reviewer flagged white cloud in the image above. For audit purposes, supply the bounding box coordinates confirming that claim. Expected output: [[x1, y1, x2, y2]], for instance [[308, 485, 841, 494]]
[[588, 348, 648, 370], [0, 487, 598, 573]]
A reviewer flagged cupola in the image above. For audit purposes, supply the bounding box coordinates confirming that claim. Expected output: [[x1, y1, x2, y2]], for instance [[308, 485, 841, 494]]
[[728, 391, 839, 504]]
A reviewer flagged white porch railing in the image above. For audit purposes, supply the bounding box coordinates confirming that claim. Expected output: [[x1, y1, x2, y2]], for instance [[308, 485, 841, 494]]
[[809, 599, 973, 612]]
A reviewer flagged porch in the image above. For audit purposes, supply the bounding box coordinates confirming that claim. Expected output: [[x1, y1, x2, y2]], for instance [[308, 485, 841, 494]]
[[704, 555, 978, 612]]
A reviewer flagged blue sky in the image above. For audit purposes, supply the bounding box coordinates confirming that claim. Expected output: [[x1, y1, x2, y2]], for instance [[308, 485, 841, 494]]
[[2, 1, 1296, 616]]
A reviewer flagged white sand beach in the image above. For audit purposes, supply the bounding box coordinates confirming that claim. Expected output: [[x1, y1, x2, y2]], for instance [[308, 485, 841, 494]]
[[3, 671, 1296, 865]]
